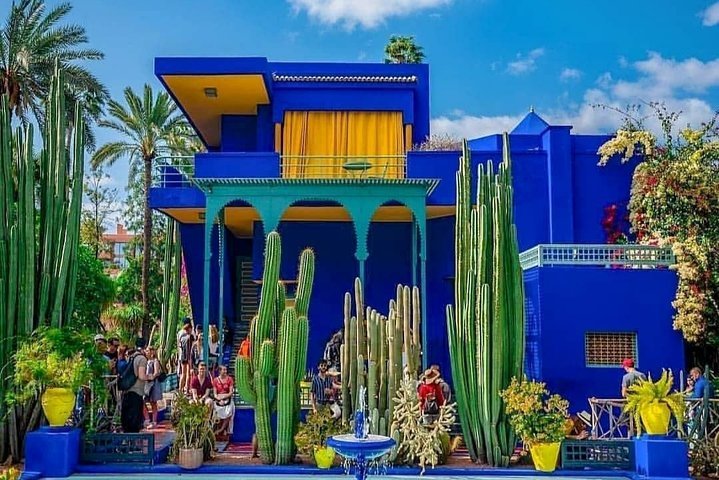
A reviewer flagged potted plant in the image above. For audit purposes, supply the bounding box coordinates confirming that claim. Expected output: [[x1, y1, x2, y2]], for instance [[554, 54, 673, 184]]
[[9, 327, 106, 427], [500, 378, 569, 472], [295, 406, 346, 468], [300, 370, 313, 390], [624, 369, 685, 435], [170, 393, 215, 469]]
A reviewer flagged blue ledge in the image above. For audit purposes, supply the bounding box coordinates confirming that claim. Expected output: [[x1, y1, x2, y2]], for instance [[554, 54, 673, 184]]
[[74, 463, 636, 476]]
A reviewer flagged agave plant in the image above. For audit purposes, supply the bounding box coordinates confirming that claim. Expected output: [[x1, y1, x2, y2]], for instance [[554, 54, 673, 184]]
[[624, 369, 685, 435]]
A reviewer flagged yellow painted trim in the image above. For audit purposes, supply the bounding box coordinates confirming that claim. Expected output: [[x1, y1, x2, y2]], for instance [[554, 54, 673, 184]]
[[274, 123, 282, 153], [404, 124, 413, 151], [161, 74, 269, 147], [160, 205, 455, 238]]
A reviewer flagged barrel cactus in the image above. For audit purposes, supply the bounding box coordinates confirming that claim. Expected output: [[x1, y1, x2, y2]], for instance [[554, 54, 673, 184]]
[[446, 134, 525, 466], [235, 231, 315, 464]]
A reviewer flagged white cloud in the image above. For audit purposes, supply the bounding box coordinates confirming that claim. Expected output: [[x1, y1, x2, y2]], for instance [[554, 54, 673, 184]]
[[507, 48, 545, 75], [287, 0, 451, 29], [560, 68, 582, 82], [432, 53, 719, 140], [701, 2, 719, 26], [431, 112, 524, 139]]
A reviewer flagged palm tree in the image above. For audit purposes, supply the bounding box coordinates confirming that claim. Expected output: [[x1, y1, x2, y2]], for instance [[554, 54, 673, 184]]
[[384, 35, 425, 64], [0, 0, 108, 149], [92, 85, 187, 335]]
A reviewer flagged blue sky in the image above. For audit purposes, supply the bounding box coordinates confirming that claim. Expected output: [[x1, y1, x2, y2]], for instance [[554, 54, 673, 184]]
[[44, 0, 719, 209]]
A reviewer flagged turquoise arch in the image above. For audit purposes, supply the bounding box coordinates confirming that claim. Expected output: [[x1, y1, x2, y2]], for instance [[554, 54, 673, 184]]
[[194, 178, 436, 370]]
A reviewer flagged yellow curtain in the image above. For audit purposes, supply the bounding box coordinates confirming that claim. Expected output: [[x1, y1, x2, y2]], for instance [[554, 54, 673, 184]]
[[281, 111, 404, 179]]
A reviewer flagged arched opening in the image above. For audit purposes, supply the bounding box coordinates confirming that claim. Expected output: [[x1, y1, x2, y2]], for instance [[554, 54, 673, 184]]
[[365, 200, 418, 307]]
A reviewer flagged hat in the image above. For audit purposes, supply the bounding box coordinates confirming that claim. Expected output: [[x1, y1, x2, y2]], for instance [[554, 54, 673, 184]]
[[622, 358, 635, 368], [423, 368, 439, 383], [94, 334, 106, 343]]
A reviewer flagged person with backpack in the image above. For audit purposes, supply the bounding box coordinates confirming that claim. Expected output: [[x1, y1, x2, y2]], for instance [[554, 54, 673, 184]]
[[418, 368, 445, 425], [119, 338, 151, 433]]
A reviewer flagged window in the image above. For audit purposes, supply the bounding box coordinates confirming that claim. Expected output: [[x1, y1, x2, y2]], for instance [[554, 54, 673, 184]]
[[585, 332, 637, 367]]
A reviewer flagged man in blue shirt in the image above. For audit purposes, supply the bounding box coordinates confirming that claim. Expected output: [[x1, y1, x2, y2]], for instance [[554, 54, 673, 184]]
[[689, 367, 713, 399]]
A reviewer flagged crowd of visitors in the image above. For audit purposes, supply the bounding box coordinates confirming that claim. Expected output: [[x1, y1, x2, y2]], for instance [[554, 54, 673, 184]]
[[94, 316, 236, 441]]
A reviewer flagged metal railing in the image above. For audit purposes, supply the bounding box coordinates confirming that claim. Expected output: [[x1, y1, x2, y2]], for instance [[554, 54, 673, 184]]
[[588, 397, 719, 441], [280, 154, 406, 179], [153, 156, 195, 187], [520, 244, 675, 270]]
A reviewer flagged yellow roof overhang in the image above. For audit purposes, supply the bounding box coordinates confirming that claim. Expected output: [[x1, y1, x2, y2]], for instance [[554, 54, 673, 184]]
[[160, 74, 270, 147]]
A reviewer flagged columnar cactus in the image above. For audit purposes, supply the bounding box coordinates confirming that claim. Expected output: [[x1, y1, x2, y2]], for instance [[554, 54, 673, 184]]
[[340, 278, 422, 436], [0, 65, 85, 460], [235, 231, 314, 464], [445, 134, 525, 466]]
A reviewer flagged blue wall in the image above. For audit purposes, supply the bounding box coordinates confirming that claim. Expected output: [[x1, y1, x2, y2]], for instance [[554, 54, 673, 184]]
[[221, 115, 257, 152], [249, 220, 419, 371], [180, 224, 236, 329], [527, 266, 683, 411]]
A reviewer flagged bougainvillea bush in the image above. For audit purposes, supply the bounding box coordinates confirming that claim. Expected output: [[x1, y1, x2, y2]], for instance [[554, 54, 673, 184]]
[[598, 105, 719, 364]]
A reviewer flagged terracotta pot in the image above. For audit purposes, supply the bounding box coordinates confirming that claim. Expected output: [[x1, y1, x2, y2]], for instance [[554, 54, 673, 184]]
[[529, 442, 561, 472], [41, 388, 75, 427], [640, 402, 671, 435], [314, 446, 335, 468], [178, 447, 204, 469]]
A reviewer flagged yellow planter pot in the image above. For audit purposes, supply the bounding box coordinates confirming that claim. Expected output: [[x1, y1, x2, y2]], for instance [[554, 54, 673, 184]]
[[314, 446, 335, 469], [41, 388, 75, 427], [529, 442, 561, 472], [640, 402, 671, 435]]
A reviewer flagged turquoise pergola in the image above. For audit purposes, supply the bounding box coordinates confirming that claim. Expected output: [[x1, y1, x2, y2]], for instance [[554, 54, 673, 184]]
[[192, 178, 438, 369]]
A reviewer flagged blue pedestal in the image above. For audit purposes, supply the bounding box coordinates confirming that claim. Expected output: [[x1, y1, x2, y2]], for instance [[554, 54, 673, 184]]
[[25, 427, 80, 478], [634, 435, 689, 479]]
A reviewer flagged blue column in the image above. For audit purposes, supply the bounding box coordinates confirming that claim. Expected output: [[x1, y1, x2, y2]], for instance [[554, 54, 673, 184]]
[[202, 201, 219, 366], [541, 126, 574, 243], [412, 220, 417, 286], [218, 208, 226, 362], [409, 199, 428, 370]]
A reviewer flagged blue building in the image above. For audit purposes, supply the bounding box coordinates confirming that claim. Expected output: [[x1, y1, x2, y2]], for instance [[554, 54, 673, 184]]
[[150, 57, 684, 426]]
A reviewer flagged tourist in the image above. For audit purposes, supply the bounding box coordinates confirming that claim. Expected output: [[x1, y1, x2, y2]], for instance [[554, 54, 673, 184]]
[[430, 364, 451, 403], [192, 332, 204, 368], [209, 325, 220, 372], [323, 330, 343, 373], [144, 346, 163, 429], [178, 319, 194, 395], [116, 345, 129, 373], [418, 368, 445, 425], [686, 367, 713, 399], [94, 334, 107, 354], [311, 359, 341, 418], [212, 365, 235, 441], [104, 337, 120, 374], [620, 358, 646, 398], [190, 361, 214, 408], [121, 338, 150, 433], [565, 414, 590, 440], [238, 335, 251, 358]]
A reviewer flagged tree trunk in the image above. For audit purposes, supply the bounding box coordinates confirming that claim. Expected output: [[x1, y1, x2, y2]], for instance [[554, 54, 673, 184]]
[[142, 155, 154, 340]]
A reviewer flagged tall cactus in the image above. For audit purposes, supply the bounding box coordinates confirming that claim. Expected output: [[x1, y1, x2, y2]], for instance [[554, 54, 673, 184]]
[[340, 277, 422, 436], [0, 65, 85, 461], [235, 231, 314, 464], [446, 135, 525, 466], [158, 218, 182, 367]]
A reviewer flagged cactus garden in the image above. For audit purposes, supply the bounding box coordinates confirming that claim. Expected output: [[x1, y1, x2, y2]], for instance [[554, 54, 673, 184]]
[[1, 2, 706, 477]]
